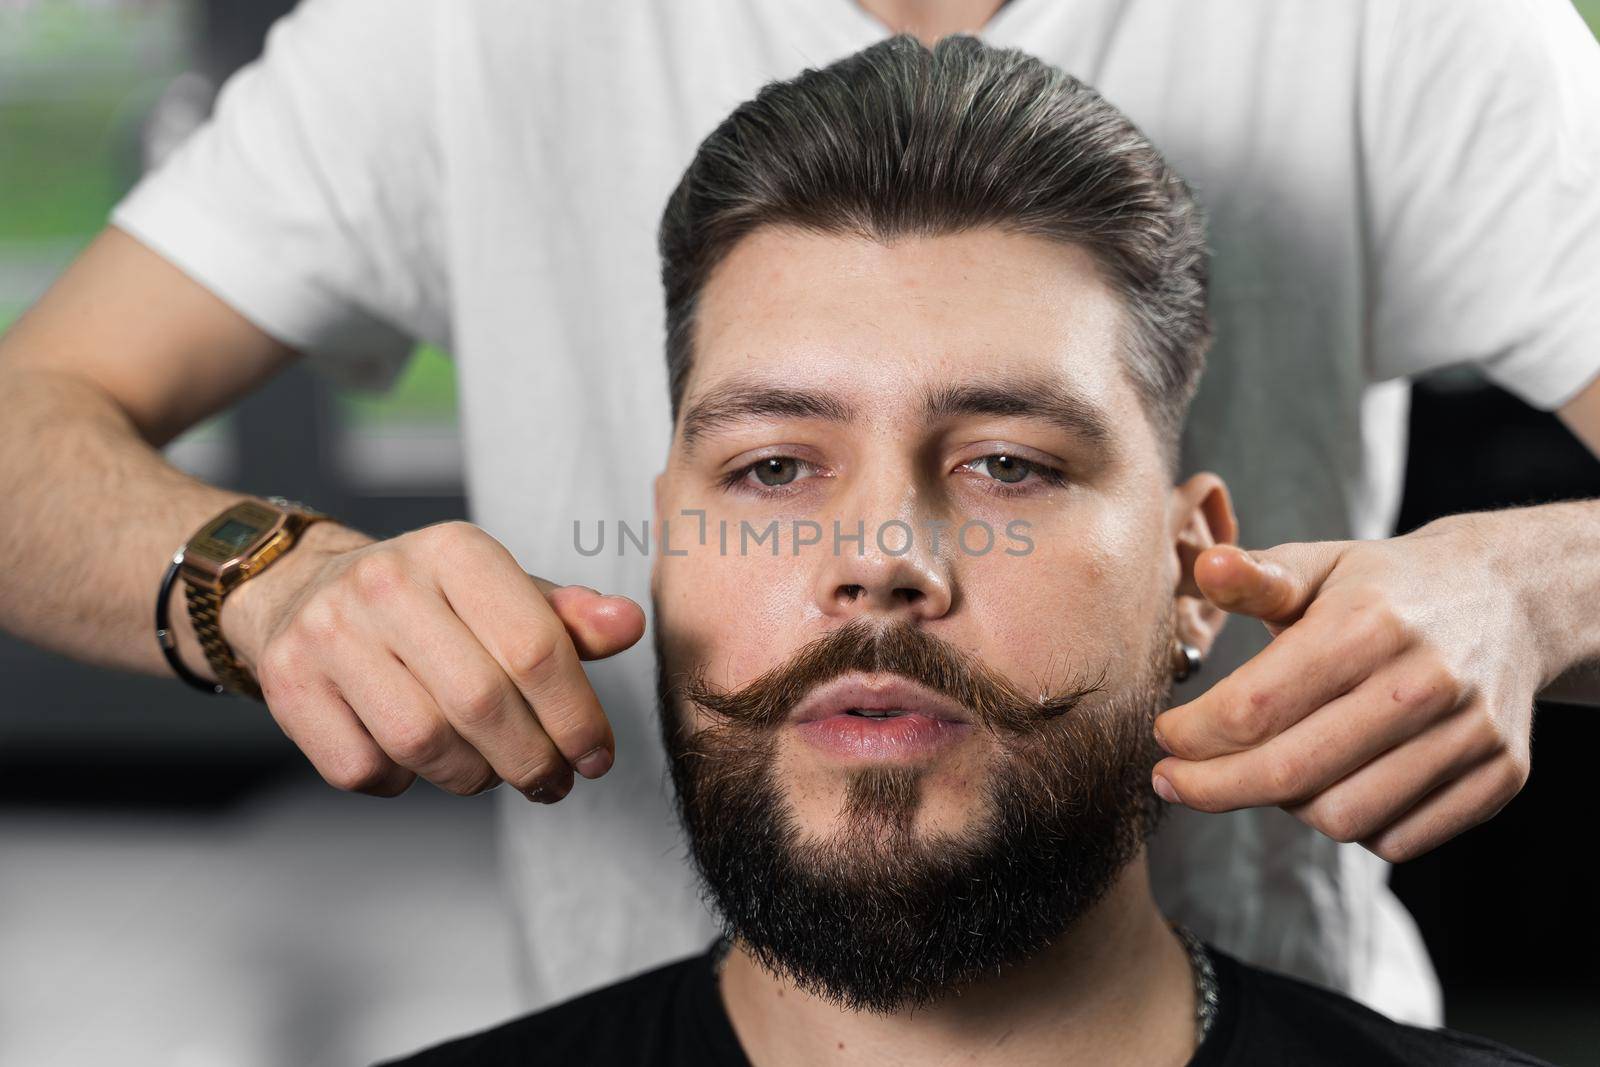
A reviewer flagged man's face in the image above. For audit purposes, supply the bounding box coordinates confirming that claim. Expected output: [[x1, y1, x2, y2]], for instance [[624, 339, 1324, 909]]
[[652, 225, 1196, 1011]]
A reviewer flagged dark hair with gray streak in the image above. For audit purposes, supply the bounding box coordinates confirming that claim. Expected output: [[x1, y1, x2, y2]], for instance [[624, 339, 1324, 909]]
[[657, 33, 1210, 469]]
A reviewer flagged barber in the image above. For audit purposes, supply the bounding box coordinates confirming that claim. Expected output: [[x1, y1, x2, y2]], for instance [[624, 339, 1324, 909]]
[[1, 0, 1597, 1029]]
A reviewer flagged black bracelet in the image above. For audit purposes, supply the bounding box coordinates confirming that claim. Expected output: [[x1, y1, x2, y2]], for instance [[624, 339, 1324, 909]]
[[156, 548, 227, 695]]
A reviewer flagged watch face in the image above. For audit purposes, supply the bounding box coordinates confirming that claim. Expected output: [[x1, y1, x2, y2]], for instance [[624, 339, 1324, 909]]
[[188, 501, 281, 566], [211, 518, 261, 552]]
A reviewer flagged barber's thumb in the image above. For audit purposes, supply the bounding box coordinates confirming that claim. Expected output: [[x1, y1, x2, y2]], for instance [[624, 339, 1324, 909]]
[[534, 578, 647, 660], [1193, 542, 1339, 626]]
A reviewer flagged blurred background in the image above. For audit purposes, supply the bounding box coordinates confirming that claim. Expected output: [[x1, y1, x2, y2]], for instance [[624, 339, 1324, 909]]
[[1, 1, 1597, 1064]]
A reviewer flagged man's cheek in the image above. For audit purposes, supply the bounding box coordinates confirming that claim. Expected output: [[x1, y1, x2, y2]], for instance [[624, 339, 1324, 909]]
[[655, 556, 748, 656], [964, 544, 1150, 672], [702, 554, 826, 655]]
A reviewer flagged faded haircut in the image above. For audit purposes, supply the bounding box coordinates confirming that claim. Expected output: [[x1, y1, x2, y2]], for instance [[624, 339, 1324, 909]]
[[657, 33, 1211, 471]]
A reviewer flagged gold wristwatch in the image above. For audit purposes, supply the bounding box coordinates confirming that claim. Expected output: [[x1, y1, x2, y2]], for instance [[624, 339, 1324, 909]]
[[179, 496, 327, 700]]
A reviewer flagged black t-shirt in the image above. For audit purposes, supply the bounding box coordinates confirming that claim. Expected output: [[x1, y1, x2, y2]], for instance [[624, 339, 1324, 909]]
[[380, 940, 1549, 1066]]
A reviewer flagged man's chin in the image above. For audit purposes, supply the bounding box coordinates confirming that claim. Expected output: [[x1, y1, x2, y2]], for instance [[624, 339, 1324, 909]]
[[781, 759, 1002, 845], [687, 749, 1143, 1015]]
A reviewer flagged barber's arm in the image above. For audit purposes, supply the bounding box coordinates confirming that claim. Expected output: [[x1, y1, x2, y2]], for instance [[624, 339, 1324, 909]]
[[1151, 374, 1600, 864], [0, 226, 641, 805], [0, 0, 643, 803]]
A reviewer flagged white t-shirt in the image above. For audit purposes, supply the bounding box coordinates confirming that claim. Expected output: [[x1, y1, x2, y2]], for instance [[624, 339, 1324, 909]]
[[112, 0, 1600, 1028]]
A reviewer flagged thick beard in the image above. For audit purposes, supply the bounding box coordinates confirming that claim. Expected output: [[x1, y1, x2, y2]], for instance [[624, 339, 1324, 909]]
[[655, 622, 1171, 1016]]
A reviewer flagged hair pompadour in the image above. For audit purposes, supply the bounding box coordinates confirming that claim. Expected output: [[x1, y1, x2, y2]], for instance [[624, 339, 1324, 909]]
[[658, 33, 1210, 467]]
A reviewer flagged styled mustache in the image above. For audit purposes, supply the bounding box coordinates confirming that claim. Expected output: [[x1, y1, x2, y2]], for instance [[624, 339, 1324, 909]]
[[678, 618, 1106, 733]]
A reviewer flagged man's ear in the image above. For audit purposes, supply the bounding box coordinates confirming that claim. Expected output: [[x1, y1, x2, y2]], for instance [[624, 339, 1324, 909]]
[[1168, 471, 1238, 657]]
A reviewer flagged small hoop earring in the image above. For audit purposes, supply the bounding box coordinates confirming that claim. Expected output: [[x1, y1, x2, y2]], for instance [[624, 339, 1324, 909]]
[[1172, 642, 1202, 683]]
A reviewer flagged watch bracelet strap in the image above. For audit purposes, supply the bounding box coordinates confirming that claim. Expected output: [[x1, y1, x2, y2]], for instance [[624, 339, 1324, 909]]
[[185, 580, 265, 700], [185, 507, 327, 701]]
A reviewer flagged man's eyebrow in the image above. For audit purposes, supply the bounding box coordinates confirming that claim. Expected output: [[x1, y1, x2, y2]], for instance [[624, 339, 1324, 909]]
[[922, 379, 1116, 447], [678, 385, 855, 450]]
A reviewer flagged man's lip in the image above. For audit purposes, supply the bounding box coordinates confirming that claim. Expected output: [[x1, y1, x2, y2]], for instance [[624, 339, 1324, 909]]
[[788, 673, 970, 725]]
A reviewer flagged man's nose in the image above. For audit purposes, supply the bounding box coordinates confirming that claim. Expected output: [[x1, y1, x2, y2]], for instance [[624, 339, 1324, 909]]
[[810, 511, 953, 623]]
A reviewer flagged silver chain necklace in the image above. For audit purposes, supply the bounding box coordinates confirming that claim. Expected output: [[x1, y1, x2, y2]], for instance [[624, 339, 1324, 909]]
[[710, 923, 1219, 1046], [1173, 922, 1220, 1046]]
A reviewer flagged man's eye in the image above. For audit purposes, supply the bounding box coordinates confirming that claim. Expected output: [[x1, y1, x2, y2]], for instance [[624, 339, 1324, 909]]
[[753, 457, 802, 486], [721, 456, 817, 491], [963, 454, 1066, 488]]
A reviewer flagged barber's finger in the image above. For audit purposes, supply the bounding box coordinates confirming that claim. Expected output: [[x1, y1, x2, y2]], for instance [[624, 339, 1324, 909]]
[[380, 578, 574, 801], [1154, 654, 1459, 809], [1361, 756, 1527, 864], [1154, 593, 1406, 760], [1193, 542, 1344, 629], [439, 550, 615, 779], [1282, 709, 1502, 846], [530, 577, 646, 660], [330, 629, 500, 796], [262, 661, 415, 797]]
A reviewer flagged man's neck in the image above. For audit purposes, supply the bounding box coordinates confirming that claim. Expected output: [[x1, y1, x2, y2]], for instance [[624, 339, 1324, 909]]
[[717, 861, 1198, 1067]]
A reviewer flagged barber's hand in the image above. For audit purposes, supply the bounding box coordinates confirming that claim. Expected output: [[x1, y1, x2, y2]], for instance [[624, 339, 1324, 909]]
[[222, 520, 645, 802], [1151, 513, 1541, 862]]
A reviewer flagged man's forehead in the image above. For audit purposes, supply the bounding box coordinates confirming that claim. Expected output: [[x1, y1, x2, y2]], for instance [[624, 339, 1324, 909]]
[[678, 225, 1134, 439], [692, 225, 1122, 353]]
